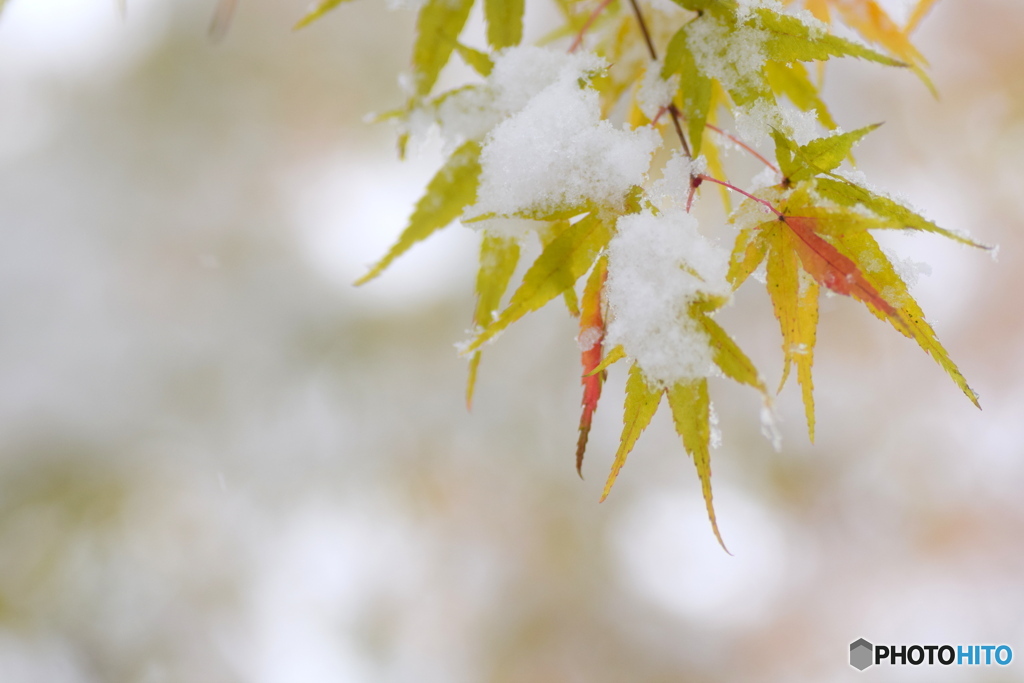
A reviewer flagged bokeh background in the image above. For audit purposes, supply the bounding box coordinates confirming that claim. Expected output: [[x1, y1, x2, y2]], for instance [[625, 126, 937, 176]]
[[0, 0, 1021, 681]]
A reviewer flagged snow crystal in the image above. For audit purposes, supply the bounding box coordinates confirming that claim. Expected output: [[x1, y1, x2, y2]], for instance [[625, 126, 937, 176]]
[[686, 15, 767, 97], [604, 208, 732, 387], [469, 48, 660, 218], [637, 66, 679, 121]]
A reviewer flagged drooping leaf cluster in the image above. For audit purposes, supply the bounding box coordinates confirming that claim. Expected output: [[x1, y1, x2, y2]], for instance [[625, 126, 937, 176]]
[[299, 0, 986, 547]]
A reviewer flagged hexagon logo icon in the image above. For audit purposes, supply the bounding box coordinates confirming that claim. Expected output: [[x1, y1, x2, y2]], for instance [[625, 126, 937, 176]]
[[850, 638, 873, 671]]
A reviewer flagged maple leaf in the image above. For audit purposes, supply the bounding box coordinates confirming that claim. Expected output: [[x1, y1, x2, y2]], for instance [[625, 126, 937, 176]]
[[782, 0, 935, 92], [728, 127, 983, 438], [576, 257, 608, 476]]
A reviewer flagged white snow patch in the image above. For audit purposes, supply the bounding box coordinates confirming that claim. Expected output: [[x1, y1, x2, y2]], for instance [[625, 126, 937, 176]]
[[577, 326, 603, 352], [651, 152, 706, 211], [734, 99, 820, 148], [604, 209, 731, 387], [637, 66, 679, 121], [469, 48, 659, 218]]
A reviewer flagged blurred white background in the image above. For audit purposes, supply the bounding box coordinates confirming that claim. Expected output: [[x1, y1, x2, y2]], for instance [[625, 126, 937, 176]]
[[0, 0, 1021, 681]]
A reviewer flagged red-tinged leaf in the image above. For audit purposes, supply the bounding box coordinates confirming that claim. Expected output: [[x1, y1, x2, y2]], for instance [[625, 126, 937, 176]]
[[667, 378, 728, 552], [764, 223, 820, 440], [601, 364, 662, 502], [576, 257, 608, 476], [783, 215, 898, 319], [822, 228, 981, 408]]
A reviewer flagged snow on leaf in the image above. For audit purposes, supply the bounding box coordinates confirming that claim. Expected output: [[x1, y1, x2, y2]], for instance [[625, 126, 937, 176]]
[[462, 213, 613, 354], [813, 178, 991, 249], [667, 378, 729, 551], [466, 235, 520, 408], [412, 0, 476, 97], [293, 0, 358, 30], [781, 124, 882, 182], [753, 6, 906, 67], [576, 257, 608, 476], [764, 61, 838, 131], [600, 363, 663, 502], [355, 140, 482, 286], [484, 0, 525, 49]]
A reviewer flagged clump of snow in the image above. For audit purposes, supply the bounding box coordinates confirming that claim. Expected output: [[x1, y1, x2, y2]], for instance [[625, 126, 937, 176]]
[[577, 326, 603, 352], [604, 209, 732, 387], [435, 86, 504, 148], [686, 15, 767, 97], [469, 47, 660, 219], [650, 152, 706, 211], [637, 66, 679, 120]]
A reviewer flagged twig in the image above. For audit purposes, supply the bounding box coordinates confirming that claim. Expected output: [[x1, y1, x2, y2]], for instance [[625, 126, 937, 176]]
[[627, 0, 691, 157], [705, 123, 779, 173], [570, 0, 615, 53], [698, 175, 782, 217]]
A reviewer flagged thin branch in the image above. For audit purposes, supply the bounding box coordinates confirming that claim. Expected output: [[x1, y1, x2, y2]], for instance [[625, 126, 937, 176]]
[[570, 0, 615, 53], [627, 0, 658, 60], [628, 2, 692, 157], [698, 175, 782, 217], [705, 123, 779, 173]]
